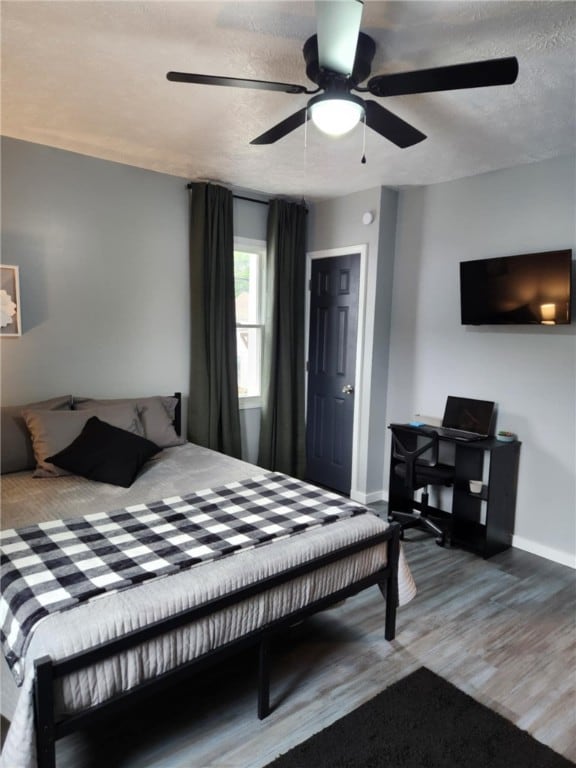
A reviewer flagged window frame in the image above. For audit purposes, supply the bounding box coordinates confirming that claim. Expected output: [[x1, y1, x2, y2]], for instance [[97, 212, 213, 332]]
[[234, 237, 266, 409]]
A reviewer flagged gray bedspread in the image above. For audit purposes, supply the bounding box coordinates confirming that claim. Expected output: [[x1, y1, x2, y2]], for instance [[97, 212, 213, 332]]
[[0, 443, 416, 768]]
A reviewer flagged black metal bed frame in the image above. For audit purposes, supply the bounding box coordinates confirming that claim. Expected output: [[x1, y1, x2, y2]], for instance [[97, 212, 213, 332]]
[[30, 393, 402, 768], [34, 526, 400, 768]]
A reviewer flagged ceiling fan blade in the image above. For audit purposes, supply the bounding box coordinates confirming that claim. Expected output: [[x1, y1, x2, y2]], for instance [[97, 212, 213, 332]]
[[167, 71, 308, 95], [364, 100, 426, 148], [367, 57, 519, 97], [250, 107, 310, 145], [316, 0, 363, 75]]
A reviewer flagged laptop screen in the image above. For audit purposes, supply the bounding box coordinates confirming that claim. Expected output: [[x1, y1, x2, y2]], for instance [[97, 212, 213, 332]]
[[442, 396, 495, 435]]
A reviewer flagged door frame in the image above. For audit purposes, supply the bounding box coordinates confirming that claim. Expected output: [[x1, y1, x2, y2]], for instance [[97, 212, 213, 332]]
[[305, 244, 368, 502]]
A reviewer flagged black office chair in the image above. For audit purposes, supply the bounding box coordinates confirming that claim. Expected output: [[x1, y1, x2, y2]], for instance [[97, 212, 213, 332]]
[[388, 424, 454, 547]]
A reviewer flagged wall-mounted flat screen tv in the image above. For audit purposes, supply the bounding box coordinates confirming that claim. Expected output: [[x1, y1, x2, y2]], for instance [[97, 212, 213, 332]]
[[460, 249, 573, 325]]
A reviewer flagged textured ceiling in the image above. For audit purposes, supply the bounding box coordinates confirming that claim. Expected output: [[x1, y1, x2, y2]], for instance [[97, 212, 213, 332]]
[[1, 1, 575, 201]]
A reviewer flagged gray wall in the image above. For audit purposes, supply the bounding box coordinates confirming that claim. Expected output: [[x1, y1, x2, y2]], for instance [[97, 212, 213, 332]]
[[307, 186, 398, 501], [388, 156, 576, 566], [1, 138, 190, 405], [307, 157, 575, 566], [0, 138, 265, 459]]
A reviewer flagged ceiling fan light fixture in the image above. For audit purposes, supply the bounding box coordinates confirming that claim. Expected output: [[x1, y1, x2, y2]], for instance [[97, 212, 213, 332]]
[[309, 93, 365, 137]]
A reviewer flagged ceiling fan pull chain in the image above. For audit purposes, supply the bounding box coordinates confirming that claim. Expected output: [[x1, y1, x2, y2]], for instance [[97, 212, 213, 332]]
[[361, 112, 367, 164], [303, 106, 309, 191]]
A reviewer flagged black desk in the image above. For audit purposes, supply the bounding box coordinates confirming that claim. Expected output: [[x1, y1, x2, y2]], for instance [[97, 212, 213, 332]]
[[388, 428, 521, 558]]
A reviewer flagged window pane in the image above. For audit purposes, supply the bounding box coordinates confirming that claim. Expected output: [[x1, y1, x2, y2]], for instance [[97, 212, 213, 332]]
[[234, 250, 260, 324], [237, 327, 262, 397]]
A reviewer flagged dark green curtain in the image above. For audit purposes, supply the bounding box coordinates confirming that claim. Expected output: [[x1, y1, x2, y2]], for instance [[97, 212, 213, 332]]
[[188, 182, 242, 458], [258, 199, 307, 477]]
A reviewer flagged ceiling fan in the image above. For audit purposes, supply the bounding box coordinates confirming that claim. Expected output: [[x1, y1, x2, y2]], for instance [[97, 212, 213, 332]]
[[167, 0, 518, 149]]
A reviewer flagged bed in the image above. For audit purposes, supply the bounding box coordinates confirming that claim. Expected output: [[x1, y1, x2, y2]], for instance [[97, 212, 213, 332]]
[[0, 394, 416, 768]]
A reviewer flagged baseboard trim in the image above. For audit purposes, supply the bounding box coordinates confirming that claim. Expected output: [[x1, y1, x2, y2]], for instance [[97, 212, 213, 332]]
[[351, 489, 386, 505], [512, 535, 576, 569], [370, 492, 575, 568]]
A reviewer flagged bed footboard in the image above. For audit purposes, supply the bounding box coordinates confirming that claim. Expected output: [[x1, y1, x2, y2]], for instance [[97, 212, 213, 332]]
[[33, 522, 401, 768]]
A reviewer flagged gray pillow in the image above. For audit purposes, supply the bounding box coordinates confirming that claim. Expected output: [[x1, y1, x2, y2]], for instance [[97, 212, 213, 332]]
[[1, 396, 72, 474], [22, 404, 145, 477], [74, 396, 185, 448]]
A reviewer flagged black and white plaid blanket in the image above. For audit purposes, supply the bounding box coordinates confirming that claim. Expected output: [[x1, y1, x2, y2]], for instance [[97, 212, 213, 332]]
[[1, 472, 367, 682]]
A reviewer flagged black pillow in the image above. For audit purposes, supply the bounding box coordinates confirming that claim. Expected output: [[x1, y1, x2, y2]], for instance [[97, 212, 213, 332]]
[[46, 416, 161, 487]]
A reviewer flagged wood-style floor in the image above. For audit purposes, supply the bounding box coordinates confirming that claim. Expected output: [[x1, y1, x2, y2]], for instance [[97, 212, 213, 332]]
[[8, 527, 576, 767]]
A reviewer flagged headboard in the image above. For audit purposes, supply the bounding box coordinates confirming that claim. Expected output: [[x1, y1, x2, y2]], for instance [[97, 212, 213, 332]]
[[172, 392, 182, 437]]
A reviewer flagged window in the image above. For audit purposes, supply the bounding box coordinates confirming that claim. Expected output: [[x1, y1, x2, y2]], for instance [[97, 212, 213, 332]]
[[234, 239, 265, 404]]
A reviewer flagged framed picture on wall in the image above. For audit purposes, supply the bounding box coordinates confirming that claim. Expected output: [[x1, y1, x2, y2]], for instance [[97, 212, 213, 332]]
[[0, 265, 22, 337]]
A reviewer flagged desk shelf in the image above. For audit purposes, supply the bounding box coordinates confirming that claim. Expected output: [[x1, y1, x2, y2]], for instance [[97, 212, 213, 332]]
[[388, 433, 521, 559], [456, 480, 488, 501], [451, 519, 490, 557], [450, 438, 520, 558]]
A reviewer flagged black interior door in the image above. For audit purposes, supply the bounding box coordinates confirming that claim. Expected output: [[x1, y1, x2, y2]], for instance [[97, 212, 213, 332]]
[[306, 253, 360, 494]]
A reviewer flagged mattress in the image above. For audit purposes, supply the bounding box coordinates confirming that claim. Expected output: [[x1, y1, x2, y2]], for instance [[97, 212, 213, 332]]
[[1, 443, 416, 768]]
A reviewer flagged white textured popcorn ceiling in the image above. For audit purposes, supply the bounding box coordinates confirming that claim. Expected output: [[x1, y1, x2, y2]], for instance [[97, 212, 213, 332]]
[[1, 1, 575, 201]]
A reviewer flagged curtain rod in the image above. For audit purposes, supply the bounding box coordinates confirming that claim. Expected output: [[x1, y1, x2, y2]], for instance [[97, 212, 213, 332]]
[[186, 183, 307, 211], [235, 194, 269, 206], [186, 183, 268, 206]]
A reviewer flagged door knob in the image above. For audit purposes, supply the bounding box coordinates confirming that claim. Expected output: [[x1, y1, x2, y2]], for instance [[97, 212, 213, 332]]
[[342, 384, 354, 395]]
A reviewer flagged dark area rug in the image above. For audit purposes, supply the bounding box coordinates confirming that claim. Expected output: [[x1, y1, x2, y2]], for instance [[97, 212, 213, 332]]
[[266, 667, 574, 768]]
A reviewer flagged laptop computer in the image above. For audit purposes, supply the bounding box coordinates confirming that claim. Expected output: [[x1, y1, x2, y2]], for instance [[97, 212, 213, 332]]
[[436, 396, 495, 441]]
